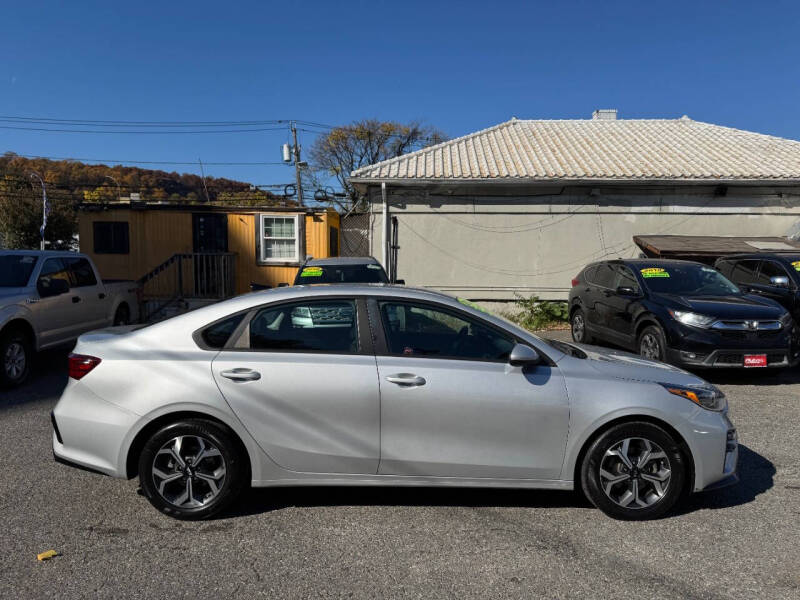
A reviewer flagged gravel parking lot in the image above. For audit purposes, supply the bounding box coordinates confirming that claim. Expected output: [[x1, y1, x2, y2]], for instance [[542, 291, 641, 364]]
[[1, 336, 799, 599]]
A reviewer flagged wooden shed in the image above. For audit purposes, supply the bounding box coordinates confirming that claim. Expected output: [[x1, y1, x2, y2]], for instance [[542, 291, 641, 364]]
[[78, 202, 340, 305]]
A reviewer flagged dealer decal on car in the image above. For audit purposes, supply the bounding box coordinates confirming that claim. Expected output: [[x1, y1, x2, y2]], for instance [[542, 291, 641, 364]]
[[792, 260, 800, 271], [641, 267, 670, 278], [300, 267, 324, 277]]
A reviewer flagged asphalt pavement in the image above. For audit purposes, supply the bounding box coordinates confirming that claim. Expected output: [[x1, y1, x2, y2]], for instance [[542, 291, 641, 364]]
[[1, 337, 799, 599]]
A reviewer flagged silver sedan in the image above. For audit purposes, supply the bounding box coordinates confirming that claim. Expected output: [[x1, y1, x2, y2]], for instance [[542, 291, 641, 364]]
[[52, 285, 738, 520]]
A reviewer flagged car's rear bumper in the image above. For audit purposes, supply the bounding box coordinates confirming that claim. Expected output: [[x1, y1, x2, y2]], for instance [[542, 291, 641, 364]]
[[51, 380, 139, 478]]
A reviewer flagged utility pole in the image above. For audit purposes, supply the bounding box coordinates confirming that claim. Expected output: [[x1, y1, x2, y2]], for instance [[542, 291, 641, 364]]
[[291, 122, 304, 206], [30, 172, 48, 250]]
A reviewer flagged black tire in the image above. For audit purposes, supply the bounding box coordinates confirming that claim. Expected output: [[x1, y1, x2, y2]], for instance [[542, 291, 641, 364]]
[[0, 327, 33, 389], [581, 421, 687, 520], [113, 304, 131, 326], [138, 419, 247, 520], [570, 308, 594, 344], [637, 324, 667, 362]]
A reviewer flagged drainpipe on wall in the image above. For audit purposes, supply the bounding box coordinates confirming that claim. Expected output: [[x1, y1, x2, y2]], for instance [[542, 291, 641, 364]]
[[382, 182, 389, 270]]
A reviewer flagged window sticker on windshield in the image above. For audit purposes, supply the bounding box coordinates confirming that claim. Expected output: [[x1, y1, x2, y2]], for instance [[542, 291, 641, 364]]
[[366, 264, 382, 270], [792, 261, 800, 271], [300, 267, 323, 277], [640, 267, 670, 278]]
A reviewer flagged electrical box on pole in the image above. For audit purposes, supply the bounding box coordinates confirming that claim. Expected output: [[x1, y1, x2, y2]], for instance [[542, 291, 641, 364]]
[[282, 143, 291, 163]]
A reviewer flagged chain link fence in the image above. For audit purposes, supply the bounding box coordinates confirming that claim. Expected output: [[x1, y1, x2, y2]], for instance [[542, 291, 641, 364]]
[[339, 212, 371, 257]]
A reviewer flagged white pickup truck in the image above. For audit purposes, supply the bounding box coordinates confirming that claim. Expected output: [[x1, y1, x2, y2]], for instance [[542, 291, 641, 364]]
[[0, 250, 139, 387]]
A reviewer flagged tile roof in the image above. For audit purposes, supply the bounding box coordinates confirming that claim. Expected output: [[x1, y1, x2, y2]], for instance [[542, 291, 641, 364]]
[[350, 117, 800, 183]]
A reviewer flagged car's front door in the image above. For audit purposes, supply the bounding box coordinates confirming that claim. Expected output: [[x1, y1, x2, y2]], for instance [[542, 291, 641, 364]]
[[750, 260, 797, 313], [372, 299, 570, 480], [30, 258, 84, 347], [211, 297, 381, 474]]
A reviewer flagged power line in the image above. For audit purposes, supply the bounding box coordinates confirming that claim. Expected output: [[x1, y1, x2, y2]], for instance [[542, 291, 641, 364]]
[[3, 153, 289, 166], [0, 116, 290, 127], [0, 124, 289, 134]]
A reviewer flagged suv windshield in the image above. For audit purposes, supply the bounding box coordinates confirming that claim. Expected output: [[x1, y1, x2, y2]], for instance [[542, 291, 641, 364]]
[[638, 264, 741, 296], [294, 264, 388, 285], [0, 255, 38, 287]]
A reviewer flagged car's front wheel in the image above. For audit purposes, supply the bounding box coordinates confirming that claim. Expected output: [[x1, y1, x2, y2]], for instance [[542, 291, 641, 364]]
[[638, 324, 667, 362], [0, 327, 32, 388], [138, 419, 247, 519], [581, 421, 687, 520]]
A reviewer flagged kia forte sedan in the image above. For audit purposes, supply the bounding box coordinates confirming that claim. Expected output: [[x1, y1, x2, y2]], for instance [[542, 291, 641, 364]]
[[53, 285, 738, 521]]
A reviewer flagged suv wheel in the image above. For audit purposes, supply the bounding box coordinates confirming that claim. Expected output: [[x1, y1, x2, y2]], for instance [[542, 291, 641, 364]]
[[638, 325, 666, 362], [571, 309, 593, 344], [0, 328, 32, 388], [138, 419, 247, 520], [113, 304, 131, 326], [581, 421, 687, 520]]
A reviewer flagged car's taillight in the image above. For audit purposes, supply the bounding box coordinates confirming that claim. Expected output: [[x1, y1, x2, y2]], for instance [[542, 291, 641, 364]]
[[571, 277, 580, 287], [68, 354, 102, 380]]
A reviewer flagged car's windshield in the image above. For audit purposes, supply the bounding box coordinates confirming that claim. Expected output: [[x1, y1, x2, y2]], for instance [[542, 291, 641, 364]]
[[295, 264, 388, 284], [638, 264, 741, 296], [0, 255, 38, 287]]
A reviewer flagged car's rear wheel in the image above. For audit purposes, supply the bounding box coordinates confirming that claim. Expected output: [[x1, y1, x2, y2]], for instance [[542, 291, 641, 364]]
[[0, 328, 32, 388], [138, 419, 247, 520], [638, 325, 666, 362], [581, 422, 687, 520], [571, 308, 593, 344]]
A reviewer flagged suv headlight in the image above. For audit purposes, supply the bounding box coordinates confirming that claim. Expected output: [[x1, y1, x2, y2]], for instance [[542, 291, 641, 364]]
[[668, 309, 716, 329], [779, 312, 794, 328], [661, 383, 726, 411]]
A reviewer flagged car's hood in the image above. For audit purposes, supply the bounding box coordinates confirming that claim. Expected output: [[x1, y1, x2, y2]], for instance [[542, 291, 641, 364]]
[[571, 342, 708, 387], [0, 288, 31, 304], [651, 293, 785, 319]]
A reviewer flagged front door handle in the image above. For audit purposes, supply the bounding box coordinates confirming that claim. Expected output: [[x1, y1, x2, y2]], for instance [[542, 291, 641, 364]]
[[220, 368, 261, 382], [385, 373, 426, 387]]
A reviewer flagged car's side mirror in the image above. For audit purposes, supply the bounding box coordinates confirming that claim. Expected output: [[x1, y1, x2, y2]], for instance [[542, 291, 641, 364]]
[[37, 277, 69, 298], [616, 286, 639, 297], [508, 343, 541, 367], [770, 275, 790, 289]]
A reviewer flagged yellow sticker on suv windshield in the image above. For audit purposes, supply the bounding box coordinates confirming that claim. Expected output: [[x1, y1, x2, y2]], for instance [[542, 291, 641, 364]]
[[300, 267, 323, 277], [792, 260, 800, 272], [641, 267, 670, 278]]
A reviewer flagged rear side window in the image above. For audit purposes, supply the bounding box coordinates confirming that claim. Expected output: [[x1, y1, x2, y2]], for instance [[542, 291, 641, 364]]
[[248, 300, 358, 353], [591, 264, 616, 288], [65, 257, 98, 287], [201, 314, 244, 349]]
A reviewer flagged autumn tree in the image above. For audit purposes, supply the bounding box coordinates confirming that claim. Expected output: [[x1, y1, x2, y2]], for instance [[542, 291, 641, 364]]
[[309, 120, 446, 210]]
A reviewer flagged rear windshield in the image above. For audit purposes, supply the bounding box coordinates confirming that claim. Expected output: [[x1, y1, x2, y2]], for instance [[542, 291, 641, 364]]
[[294, 264, 388, 285], [0, 255, 38, 287], [638, 264, 741, 296]]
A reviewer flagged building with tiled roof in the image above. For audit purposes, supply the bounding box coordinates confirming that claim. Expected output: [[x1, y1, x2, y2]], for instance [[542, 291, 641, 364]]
[[348, 111, 800, 304]]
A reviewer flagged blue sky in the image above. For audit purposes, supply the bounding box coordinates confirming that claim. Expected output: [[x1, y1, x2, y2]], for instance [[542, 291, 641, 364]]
[[2, 0, 799, 189]]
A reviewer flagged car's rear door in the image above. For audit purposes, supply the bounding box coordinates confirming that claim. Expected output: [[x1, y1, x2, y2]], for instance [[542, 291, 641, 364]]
[[211, 297, 381, 474], [371, 298, 570, 480], [64, 257, 107, 332]]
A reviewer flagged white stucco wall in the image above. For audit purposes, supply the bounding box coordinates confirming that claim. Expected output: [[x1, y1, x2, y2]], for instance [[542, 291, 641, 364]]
[[366, 185, 800, 302]]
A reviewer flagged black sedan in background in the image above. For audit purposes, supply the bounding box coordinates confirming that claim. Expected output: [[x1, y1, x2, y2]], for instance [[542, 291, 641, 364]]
[[568, 259, 793, 369]]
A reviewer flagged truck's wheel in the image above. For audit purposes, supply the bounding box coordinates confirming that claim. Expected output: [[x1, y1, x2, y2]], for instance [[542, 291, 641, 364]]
[[0, 328, 32, 388], [114, 304, 131, 326]]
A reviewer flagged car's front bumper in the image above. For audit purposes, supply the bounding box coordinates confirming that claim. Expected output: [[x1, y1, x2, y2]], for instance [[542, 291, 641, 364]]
[[51, 380, 140, 478], [683, 408, 738, 492]]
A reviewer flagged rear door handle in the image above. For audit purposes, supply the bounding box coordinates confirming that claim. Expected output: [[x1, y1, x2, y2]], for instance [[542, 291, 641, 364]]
[[385, 373, 426, 387], [220, 368, 261, 382]]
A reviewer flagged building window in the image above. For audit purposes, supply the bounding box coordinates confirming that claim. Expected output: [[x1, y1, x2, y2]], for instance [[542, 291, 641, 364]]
[[93, 222, 129, 254], [258, 214, 300, 263]]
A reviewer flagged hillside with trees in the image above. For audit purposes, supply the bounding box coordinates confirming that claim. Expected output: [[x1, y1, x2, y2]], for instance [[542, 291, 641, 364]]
[[0, 152, 290, 249]]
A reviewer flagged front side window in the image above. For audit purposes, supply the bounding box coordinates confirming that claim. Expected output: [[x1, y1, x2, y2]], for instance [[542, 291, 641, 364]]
[[379, 302, 515, 361], [248, 300, 358, 353], [612, 265, 640, 293], [259, 214, 300, 263], [37, 258, 71, 292], [757, 261, 793, 287], [65, 257, 98, 287]]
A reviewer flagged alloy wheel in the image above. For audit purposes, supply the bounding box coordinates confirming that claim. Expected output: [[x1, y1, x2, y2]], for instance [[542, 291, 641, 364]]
[[152, 435, 227, 508], [4, 342, 26, 380], [572, 314, 585, 342], [639, 333, 661, 360], [599, 437, 671, 509]]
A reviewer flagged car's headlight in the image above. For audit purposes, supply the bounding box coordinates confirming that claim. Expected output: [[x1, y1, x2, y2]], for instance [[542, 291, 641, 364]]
[[779, 312, 794, 328], [668, 309, 716, 329], [661, 383, 726, 411]]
